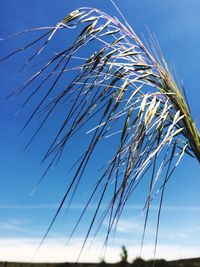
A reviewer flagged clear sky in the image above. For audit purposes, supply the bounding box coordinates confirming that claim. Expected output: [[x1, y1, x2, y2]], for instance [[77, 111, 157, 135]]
[[0, 0, 200, 263]]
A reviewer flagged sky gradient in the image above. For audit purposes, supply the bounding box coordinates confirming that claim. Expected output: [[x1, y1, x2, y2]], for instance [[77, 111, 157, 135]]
[[0, 0, 200, 263]]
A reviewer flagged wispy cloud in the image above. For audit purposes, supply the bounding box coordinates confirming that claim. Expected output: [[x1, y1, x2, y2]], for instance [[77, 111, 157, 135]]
[[0, 222, 25, 231], [0, 220, 44, 237], [115, 219, 141, 233], [103, 217, 197, 243], [158, 231, 190, 241], [124, 205, 200, 213], [103, 217, 142, 234], [1, 204, 200, 212], [0, 204, 58, 209]]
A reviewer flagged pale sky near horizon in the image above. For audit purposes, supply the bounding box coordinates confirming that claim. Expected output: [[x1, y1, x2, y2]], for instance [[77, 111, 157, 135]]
[[0, 0, 200, 263]]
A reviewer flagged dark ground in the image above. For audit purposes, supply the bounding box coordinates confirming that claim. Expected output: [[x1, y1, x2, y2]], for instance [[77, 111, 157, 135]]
[[1, 258, 200, 267]]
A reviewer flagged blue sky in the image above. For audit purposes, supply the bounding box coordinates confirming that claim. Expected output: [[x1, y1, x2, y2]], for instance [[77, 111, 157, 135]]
[[0, 0, 200, 263]]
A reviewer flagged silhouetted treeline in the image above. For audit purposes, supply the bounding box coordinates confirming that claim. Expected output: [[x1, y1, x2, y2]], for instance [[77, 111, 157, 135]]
[[1, 258, 200, 267]]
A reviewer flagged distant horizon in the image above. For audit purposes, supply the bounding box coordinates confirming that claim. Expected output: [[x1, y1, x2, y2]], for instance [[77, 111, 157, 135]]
[[0, 253, 200, 264]]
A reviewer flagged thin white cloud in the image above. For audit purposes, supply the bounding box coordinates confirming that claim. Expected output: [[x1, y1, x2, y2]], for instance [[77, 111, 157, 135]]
[[1, 204, 200, 212], [0, 237, 200, 263], [103, 217, 142, 234], [115, 219, 141, 233], [0, 204, 58, 209], [158, 231, 190, 241], [0, 222, 25, 231], [124, 205, 200, 213], [161, 206, 200, 212], [0, 220, 44, 237], [103, 217, 194, 242]]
